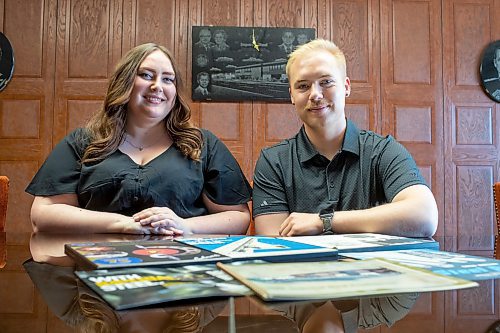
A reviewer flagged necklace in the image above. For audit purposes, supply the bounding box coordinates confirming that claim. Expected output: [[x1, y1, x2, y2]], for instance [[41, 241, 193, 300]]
[[124, 136, 155, 151]]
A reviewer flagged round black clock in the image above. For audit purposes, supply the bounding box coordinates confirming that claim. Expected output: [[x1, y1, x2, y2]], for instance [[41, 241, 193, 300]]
[[0, 32, 14, 92], [479, 40, 500, 103]]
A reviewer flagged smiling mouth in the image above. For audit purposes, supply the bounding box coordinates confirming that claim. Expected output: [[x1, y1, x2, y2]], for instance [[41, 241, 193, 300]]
[[144, 96, 165, 104], [308, 105, 329, 111]]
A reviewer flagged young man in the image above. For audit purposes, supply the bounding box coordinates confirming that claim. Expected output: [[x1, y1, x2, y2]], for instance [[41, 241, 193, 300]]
[[193, 72, 210, 99], [253, 39, 438, 238]]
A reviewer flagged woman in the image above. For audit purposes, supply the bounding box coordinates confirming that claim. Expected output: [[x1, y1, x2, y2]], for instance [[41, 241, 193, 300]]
[[26, 43, 252, 235]]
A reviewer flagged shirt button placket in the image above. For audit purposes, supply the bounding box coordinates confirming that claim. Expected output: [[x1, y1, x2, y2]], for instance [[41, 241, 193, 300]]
[[326, 165, 334, 200]]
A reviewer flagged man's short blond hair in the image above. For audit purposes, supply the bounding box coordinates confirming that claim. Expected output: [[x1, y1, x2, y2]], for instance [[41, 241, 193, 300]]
[[286, 39, 347, 79]]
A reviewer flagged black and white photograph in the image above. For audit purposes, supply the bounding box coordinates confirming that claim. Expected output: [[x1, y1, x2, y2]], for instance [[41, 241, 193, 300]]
[[191, 26, 315, 102], [480, 40, 500, 103]]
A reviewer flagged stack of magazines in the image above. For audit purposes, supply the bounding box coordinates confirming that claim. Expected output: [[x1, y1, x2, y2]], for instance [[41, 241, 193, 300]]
[[64, 233, 500, 310]]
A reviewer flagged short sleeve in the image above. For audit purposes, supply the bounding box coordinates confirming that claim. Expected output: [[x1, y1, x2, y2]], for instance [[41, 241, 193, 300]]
[[201, 130, 252, 205], [252, 149, 289, 216], [25, 129, 87, 196], [376, 136, 426, 202]]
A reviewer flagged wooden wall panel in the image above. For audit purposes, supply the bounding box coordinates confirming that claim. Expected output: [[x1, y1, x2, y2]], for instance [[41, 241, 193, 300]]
[[392, 2, 431, 84], [332, 0, 379, 132], [380, 1, 445, 331], [331, 1, 369, 82], [381, 0, 444, 240], [443, 0, 500, 332], [3, 0, 44, 77], [132, 0, 177, 53], [68, 0, 110, 78], [443, 0, 499, 252], [0, 0, 57, 232], [53, 0, 123, 142]]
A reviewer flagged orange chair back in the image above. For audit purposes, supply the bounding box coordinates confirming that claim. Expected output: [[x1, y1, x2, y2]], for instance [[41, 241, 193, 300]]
[[493, 183, 500, 259], [0, 176, 9, 231]]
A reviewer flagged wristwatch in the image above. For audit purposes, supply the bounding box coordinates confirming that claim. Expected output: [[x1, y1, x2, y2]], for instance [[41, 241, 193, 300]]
[[319, 209, 335, 233]]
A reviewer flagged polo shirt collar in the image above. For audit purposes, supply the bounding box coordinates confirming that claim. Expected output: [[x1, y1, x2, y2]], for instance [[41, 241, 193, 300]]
[[297, 119, 361, 163], [342, 119, 361, 156]]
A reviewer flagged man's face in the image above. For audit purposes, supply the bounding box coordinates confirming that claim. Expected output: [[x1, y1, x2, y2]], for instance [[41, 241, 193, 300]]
[[199, 30, 211, 44], [494, 48, 500, 75], [282, 32, 295, 46], [296, 34, 308, 45], [198, 75, 209, 88], [196, 55, 208, 67], [288, 50, 350, 130]]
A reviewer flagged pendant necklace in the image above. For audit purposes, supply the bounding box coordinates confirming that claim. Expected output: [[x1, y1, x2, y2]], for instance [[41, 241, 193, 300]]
[[124, 136, 155, 151]]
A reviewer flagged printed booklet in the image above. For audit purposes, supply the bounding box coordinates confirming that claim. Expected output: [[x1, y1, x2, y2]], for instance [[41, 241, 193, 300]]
[[216, 258, 477, 302], [288, 233, 439, 253], [177, 236, 338, 261], [65, 239, 231, 270], [342, 249, 500, 281], [75, 264, 252, 310]]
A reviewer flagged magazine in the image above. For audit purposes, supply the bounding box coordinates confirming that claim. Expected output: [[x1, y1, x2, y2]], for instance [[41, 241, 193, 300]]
[[342, 249, 500, 281], [177, 235, 338, 261], [288, 233, 439, 253], [216, 258, 477, 301], [65, 239, 231, 270], [75, 264, 252, 310]]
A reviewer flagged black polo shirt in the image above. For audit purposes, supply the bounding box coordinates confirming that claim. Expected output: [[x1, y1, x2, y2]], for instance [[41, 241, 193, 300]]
[[252, 120, 426, 217], [26, 128, 252, 218]]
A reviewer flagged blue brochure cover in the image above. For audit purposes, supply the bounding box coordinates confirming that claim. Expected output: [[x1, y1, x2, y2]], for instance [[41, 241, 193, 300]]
[[288, 233, 439, 253], [177, 236, 338, 261], [342, 249, 500, 281]]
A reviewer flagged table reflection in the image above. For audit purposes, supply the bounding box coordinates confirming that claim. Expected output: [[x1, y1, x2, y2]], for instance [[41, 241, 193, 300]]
[[23, 232, 421, 333]]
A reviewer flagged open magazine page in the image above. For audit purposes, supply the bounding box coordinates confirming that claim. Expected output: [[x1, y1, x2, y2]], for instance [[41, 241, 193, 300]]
[[217, 258, 477, 301], [287, 233, 439, 253], [342, 249, 500, 281], [178, 236, 338, 260]]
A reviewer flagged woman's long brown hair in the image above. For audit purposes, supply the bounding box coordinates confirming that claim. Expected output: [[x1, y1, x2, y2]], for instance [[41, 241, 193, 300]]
[[81, 43, 202, 164]]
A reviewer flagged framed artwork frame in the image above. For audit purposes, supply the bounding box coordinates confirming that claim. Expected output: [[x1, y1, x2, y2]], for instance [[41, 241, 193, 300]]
[[0, 32, 14, 92], [479, 40, 500, 103], [192, 26, 316, 102]]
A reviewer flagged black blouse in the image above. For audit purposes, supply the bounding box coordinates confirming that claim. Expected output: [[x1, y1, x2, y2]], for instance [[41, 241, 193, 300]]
[[26, 128, 252, 217]]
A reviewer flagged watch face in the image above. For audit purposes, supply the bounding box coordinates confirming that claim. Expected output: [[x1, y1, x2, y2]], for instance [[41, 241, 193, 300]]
[[320, 213, 333, 232]]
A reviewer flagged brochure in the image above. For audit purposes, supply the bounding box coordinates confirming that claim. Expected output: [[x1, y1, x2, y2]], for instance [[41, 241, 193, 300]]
[[217, 258, 477, 301], [65, 239, 231, 270], [342, 249, 500, 281], [177, 235, 338, 261], [288, 233, 439, 253], [76, 264, 252, 310]]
